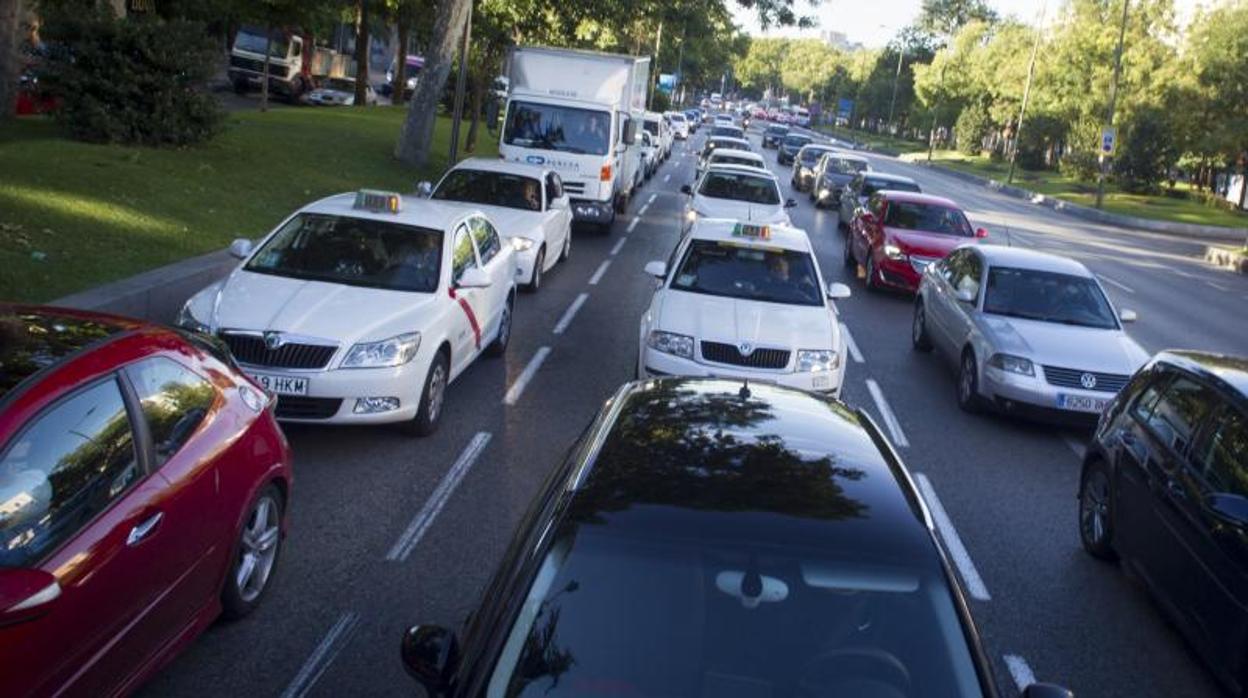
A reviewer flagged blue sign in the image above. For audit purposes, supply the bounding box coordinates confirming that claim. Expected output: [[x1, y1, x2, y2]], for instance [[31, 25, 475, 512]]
[[525, 155, 546, 165], [658, 73, 677, 94], [837, 98, 854, 120]]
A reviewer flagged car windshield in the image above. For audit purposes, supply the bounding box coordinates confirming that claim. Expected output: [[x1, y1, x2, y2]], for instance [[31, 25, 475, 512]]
[[322, 78, 355, 92], [432, 169, 543, 212], [672, 114, 687, 123], [643, 120, 660, 136], [670, 240, 822, 306], [710, 126, 744, 139], [983, 267, 1118, 329], [697, 171, 781, 205], [799, 148, 831, 165], [504, 101, 611, 156], [884, 202, 974, 237], [245, 213, 443, 293], [703, 139, 747, 156], [234, 29, 289, 58], [783, 135, 812, 148], [864, 179, 920, 196], [834, 158, 868, 174], [486, 527, 985, 698], [711, 155, 762, 168]]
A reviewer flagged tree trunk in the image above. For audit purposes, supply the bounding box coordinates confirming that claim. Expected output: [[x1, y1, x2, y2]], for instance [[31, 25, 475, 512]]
[[394, 0, 472, 167], [261, 22, 271, 112], [354, 0, 370, 106], [394, 12, 410, 104], [0, 0, 21, 122], [465, 78, 484, 153]]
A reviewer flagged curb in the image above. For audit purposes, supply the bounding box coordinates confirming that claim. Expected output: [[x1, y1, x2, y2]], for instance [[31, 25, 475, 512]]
[[1205, 245, 1248, 275], [52, 247, 238, 323], [906, 160, 1248, 244]]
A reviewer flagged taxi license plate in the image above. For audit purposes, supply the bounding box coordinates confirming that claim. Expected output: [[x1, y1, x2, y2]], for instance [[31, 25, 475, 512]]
[[248, 372, 308, 396], [1057, 394, 1108, 413]]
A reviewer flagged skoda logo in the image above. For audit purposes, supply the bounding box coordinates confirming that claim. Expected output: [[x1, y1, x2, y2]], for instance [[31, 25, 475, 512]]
[[738, 342, 755, 357], [1080, 372, 1098, 390], [264, 332, 285, 351], [525, 155, 546, 165]]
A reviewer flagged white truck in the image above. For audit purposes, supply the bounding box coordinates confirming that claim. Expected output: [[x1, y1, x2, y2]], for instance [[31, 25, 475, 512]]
[[228, 26, 352, 102], [500, 46, 651, 232]]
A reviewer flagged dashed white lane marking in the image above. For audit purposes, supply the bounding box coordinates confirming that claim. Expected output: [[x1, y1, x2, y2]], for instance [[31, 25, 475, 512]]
[[646, 193, 657, 205], [914, 473, 992, 601], [839, 323, 864, 364], [865, 379, 908, 448], [553, 293, 589, 335], [1207, 280, 1229, 292], [626, 217, 640, 233], [663, 174, 671, 182], [1004, 655, 1037, 691], [1062, 434, 1087, 460], [503, 347, 551, 406], [387, 432, 492, 561], [609, 237, 628, 256], [588, 260, 611, 286], [281, 611, 361, 698], [1098, 273, 1135, 294], [638, 203, 650, 216]]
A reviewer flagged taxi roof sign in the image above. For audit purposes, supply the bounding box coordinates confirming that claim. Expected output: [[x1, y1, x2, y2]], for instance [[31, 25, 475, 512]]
[[732, 223, 771, 240], [354, 189, 402, 214]]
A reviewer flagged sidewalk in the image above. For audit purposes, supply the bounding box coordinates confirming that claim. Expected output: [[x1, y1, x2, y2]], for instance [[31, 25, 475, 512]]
[[52, 247, 238, 323]]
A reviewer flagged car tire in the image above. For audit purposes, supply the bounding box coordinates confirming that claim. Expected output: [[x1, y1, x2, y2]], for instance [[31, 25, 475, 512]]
[[843, 236, 854, 268], [402, 350, 449, 437], [957, 350, 984, 414], [221, 483, 284, 620], [1079, 459, 1118, 560], [525, 248, 544, 293], [486, 296, 513, 357], [865, 256, 880, 291], [912, 301, 933, 352], [560, 233, 571, 261]]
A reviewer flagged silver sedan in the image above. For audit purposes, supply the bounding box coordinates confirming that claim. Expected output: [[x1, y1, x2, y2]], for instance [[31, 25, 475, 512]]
[[912, 244, 1149, 421]]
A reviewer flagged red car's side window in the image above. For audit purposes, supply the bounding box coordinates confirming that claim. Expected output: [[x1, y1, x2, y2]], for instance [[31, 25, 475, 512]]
[[127, 357, 217, 468]]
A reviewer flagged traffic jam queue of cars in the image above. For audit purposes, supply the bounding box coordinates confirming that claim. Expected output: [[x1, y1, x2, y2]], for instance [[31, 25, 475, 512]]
[[1, 93, 1245, 698]]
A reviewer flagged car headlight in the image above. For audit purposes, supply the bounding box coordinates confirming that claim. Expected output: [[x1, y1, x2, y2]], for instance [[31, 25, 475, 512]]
[[511, 237, 535, 252], [883, 244, 907, 260], [685, 209, 699, 222], [988, 353, 1035, 376], [646, 330, 694, 359], [176, 302, 210, 334], [341, 332, 421, 369], [797, 349, 840, 372]]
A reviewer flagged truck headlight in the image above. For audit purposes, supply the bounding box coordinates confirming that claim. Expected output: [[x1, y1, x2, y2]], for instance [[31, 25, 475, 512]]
[[646, 330, 694, 359], [883, 244, 907, 260], [511, 237, 535, 251], [176, 302, 210, 334], [341, 332, 421, 369], [797, 349, 839, 372], [988, 353, 1035, 376]]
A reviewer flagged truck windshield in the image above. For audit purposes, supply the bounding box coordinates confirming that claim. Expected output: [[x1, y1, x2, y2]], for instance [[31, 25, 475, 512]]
[[234, 30, 289, 59], [504, 101, 611, 156]]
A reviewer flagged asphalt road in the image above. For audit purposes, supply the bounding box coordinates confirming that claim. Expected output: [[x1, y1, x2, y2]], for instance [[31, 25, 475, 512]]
[[142, 123, 1247, 698]]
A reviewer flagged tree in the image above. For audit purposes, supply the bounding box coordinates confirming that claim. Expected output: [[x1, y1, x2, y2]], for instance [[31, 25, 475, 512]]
[[0, 0, 21, 121], [1181, 3, 1248, 201], [353, 0, 371, 106], [394, 0, 471, 167], [917, 0, 997, 39]]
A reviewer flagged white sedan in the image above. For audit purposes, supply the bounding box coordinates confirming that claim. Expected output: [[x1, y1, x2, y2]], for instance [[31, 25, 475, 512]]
[[425, 158, 572, 292], [178, 189, 516, 436], [682, 164, 796, 231], [639, 219, 852, 394], [305, 77, 377, 106]]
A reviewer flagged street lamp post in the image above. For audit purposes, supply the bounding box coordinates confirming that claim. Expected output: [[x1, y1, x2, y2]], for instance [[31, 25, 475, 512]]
[[1007, 2, 1046, 185], [1095, 0, 1130, 209], [448, 0, 473, 163], [887, 45, 904, 134]]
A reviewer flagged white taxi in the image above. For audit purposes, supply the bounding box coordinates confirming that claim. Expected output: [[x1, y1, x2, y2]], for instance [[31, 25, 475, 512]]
[[638, 219, 852, 395], [424, 157, 572, 292], [681, 164, 796, 231], [177, 190, 517, 436]]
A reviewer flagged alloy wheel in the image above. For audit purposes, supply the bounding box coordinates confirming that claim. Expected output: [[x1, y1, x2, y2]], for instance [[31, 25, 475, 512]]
[[427, 363, 446, 423], [236, 493, 281, 603], [1081, 469, 1111, 547]]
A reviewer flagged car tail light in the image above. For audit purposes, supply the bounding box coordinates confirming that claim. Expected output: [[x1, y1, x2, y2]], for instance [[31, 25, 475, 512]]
[[600, 164, 612, 181]]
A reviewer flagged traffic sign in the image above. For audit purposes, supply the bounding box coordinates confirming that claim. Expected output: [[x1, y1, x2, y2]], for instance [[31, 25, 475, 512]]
[[1100, 126, 1117, 156]]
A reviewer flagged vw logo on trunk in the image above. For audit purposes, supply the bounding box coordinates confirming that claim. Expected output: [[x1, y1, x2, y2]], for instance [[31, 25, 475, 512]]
[[264, 332, 285, 350], [738, 342, 755, 357], [1080, 372, 1098, 390]]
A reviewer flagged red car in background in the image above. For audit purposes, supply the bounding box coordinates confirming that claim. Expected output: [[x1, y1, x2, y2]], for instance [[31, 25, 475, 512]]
[[0, 306, 292, 697], [844, 191, 988, 292]]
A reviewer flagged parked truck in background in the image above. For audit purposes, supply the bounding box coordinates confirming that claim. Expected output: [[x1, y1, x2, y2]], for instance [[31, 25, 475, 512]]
[[500, 46, 651, 232], [228, 26, 351, 102]]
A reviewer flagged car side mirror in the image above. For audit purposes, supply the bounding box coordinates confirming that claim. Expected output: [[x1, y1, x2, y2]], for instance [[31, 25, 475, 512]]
[[1206, 493, 1248, 528], [0, 568, 61, 627], [975, 227, 989, 238], [401, 625, 459, 695], [456, 268, 492, 289], [644, 260, 667, 278], [229, 238, 253, 260], [416, 181, 434, 198], [1021, 683, 1074, 698], [785, 198, 797, 208], [827, 282, 851, 300], [1119, 308, 1138, 323], [680, 184, 693, 195]]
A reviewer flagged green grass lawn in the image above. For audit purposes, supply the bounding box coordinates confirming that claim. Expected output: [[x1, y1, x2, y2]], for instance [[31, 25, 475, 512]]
[[808, 125, 928, 156], [907, 150, 1248, 230], [0, 107, 497, 302]]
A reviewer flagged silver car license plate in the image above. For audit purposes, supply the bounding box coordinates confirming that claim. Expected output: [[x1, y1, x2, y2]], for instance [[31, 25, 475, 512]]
[[1057, 394, 1108, 413], [248, 372, 308, 396]]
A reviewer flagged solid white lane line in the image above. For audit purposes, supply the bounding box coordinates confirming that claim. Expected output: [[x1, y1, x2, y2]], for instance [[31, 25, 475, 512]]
[[1207, 280, 1229, 292], [626, 217, 640, 233], [647, 193, 657, 205], [387, 432, 493, 561], [553, 293, 589, 335], [1062, 434, 1087, 460], [1097, 273, 1135, 294], [1003, 655, 1037, 691], [588, 260, 611, 286], [609, 237, 628, 256], [281, 611, 361, 698], [839, 323, 864, 364], [914, 473, 992, 601], [503, 347, 551, 406], [865, 379, 908, 448], [663, 173, 671, 182]]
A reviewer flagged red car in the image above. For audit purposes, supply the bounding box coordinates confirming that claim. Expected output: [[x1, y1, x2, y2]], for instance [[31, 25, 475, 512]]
[[0, 306, 292, 697], [844, 191, 987, 292]]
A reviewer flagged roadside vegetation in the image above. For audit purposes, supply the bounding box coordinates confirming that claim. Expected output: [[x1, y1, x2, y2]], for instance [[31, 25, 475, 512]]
[[0, 109, 493, 303]]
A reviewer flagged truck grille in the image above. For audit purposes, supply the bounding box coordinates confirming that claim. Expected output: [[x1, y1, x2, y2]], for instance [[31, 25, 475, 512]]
[[700, 341, 790, 370], [230, 55, 268, 74], [275, 397, 342, 420], [1042, 366, 1130, 393], [220, 332, 337, 370], [562, 181, 586, 195]]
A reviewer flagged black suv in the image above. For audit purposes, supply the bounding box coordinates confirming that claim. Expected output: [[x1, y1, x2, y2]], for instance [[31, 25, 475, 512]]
[[762, 124, 790, 148], [1079, 351, 1248, 695], [402, 378, 1071, 698], [777, 133, 813, 166]]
